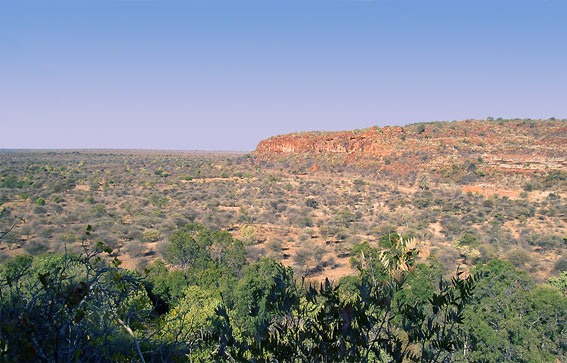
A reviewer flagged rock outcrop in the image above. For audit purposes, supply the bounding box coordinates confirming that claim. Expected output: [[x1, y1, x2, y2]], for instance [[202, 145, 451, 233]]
[[254, 119, 567, 176], [256, 126, 404, 156]]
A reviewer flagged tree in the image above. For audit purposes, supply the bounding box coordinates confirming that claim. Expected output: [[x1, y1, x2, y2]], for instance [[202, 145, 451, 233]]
[[159, 286, 221, 360], [230, 258, 297, 339], [0, 208, 24, 242], [548, 271, 567, 296], [349, 241, 387, 285], [210, 236, 480, 362], [457, 260, 567, 362], [143, 259, 189, 310], [165, 229, 202, 269], [0, 233, 152, 361]]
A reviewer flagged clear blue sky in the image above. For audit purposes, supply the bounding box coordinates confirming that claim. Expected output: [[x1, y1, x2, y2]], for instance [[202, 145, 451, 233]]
[[1, 0, 566, 150]]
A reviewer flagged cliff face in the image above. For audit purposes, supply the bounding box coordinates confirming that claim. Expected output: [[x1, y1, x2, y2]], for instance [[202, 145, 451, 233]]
[[256, 126, 404, 156], [254, 119, 567, 175]]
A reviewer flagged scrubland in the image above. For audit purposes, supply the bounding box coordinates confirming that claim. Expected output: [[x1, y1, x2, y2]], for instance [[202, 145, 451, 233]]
[[1, 148, 565, 282]]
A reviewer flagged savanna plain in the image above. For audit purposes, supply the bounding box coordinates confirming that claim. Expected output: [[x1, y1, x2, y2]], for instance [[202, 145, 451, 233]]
[[1, 118, 566, 361]]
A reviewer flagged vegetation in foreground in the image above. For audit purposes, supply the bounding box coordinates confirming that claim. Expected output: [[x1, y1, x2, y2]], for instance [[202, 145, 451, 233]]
[[0, 222, 566, 361]]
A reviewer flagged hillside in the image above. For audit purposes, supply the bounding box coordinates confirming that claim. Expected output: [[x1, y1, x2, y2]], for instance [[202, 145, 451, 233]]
[[255, 119, 567, 178], [250, 118, 567, 282]]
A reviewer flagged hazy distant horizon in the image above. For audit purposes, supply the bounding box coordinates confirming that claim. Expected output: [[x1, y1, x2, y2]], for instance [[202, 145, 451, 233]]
[[0, 148, 252, 153], [2, 0, 566, 150]]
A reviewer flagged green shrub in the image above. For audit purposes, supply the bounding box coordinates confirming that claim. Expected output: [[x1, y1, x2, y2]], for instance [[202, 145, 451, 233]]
[[89, 204, 106, 217], [142, 229, 160, 242]]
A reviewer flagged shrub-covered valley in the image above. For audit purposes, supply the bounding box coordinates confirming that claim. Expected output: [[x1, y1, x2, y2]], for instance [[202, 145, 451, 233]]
[[1, 119, 566, 361]]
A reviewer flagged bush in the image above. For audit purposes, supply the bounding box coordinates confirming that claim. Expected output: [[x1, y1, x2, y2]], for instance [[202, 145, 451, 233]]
[[23, 238, 49, 255], [527, 234, 563, 249], [122, 240, 146, 258], [240, 225, 256, 245], [52, 195, 64, 203], [142, 229, 160, 242], [305, 198, 318, 209], [430, 245, 460, 272], [245, 245, 265, 262], [299, 216, 313, 228], [459, 232, 479, 246], [335, 209, 355, 228], [372, 223, 397, 237], [33, 206, 46, 214], [506, 249, 535, 271], [293, 247, 311, 267], [89, 204, 106, 217], [477, 243, 497, 263], [265, 239, 283, 259], [554, 258, 567, 272]]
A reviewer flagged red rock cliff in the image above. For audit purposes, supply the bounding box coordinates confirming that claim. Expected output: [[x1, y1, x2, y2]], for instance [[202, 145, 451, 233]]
[[256, 126, 404, 156], [254, 119, 567, 174]]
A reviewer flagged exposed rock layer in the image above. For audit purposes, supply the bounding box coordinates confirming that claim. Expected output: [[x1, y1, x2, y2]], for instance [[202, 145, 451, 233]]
[[254, 119, 567, 175]]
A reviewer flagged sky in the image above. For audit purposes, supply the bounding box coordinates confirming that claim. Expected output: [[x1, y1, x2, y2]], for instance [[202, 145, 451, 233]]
[[1, 0, 566, 151]]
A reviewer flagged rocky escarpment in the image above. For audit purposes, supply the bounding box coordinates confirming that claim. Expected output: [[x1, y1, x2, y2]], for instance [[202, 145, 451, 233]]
[[256, 126, 404, 156], [254, 119, 567, 177]]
